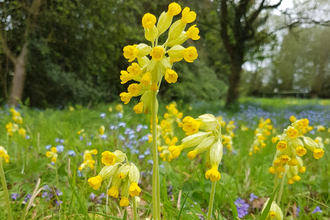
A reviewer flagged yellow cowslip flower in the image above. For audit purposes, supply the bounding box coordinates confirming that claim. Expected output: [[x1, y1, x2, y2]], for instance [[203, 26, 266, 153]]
[[108, 186, 119, 198], [186, 24, 200, 40], [205, 164, 221, 182], [51, 157, 57, 163], [101, 150, 125, 166], [150, 82, 158, 91], [141, 72, 152, 86], [120, 92, 133, 104], [120, 71, 132, 84], [133, 102, 144, 114], [51, 147, 57, 153], [123, 45, 138, 62], [129, 182, 141, 197], [127, 83, 141, 96], [290, 115, 296, 122], [115, 104, 123, 112], [287, 127, 299, 139], [180, 7, 196, 24], [165, 69, 178, 83], [295, 146, 307, 156], [0, 146, 10, 163], [99, 126, 105, 135], [88, 175, 103, 190], [120, 197, 129, 207], [182, 116, 201, 135], [182, 46, 198, 63], [297, 119, 309, 129], [313, 149, 324, 159], [150, 46, 165, 61], [18, 128, 26, 137], [142, 13, 156, 29], [127, 63, 141, 76], [168, 3, 181, 16], [276, 141, 287, 151]]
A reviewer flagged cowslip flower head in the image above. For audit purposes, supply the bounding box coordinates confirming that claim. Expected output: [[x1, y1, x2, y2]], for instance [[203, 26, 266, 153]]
[[249, 118, 273, 155], [0, 146, 10, 163], [269, 117, 324, 184], [101, 150, 126, 166], [120, 2, 199, 113]]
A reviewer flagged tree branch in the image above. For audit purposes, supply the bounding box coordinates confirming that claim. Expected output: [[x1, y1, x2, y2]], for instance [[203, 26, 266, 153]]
[[0, 28, 17, 64], [219, 0, 234, 58]]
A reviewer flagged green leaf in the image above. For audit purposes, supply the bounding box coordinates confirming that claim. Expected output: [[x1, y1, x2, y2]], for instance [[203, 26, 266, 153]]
[[177, 192, 190, 220], [218, 183, 238, 219], [122, 209, 128, 220]]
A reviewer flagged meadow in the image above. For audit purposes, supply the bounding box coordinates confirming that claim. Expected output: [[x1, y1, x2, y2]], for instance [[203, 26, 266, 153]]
[[0, 98, 329, 220]]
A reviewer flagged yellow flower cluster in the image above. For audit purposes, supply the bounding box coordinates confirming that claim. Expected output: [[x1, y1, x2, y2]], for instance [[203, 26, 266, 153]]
[[120, 3, 200, 114], [0, 146, 10, 163], [217, 117, 236, 152], [45, 147, 58, 164], [78, 149, 98, 171], [5, 108, 26, 137], [88, 150, 141, 207], [169, 114, 224, 182], [157, 103, 183, 161], [269, 118, 324, 185], [248, 118, 273, 155]]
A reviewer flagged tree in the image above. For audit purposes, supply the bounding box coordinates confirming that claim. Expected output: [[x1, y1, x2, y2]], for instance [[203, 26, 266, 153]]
[[0, 0, 43, 106], [215, 0, 283, 107]]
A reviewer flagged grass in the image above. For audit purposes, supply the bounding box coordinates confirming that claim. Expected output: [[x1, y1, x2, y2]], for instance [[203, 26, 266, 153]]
[[0, 98, 329, 219]]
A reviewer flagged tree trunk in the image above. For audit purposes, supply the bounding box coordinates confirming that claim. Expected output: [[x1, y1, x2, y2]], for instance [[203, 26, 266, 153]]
[[10, 43, 28, 106], [225, 51, 244, 107], [310, 52, 329, 98]]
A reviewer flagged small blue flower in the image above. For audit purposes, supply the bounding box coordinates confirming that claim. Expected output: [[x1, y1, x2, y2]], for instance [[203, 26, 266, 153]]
[[311, 206, 322, 214], [101, 134, 108, 140], [12, 193, 20, 201], [109, 125, 115, 130], [79, 136, 83, 141], [86, 141, 92, 146], [24, 194, 32, 202], [90, 193, 96, 200], [234, 198, 249, 218], [99, 193, 106, 199], [56, 189, 63, 196], [160, 164, 164, 168], [59, 139, 65, 144], [100, 113, 106, 119], [26, 135, 30, 139], [67, 150, 76, 157], [136, 124, 143, 132], [129, 134, 135, 139], [143, 125, 148, 129], [56, 145, 64, 153], [42, 191, 48, 198], [148, 159, 153, 165], [249, 193, 258, 202], [78, 170, 82, 177], [139, 154, 145, 160], [45, 144, 52, 150], [118, 135, 125, 141], [116, 112, 123, 118], [118, 122, 126, 127], [55, 138, 59, 143], [55, 200, 63, 206], [296, 206, 301, 217], [144, 148, 151, 155]]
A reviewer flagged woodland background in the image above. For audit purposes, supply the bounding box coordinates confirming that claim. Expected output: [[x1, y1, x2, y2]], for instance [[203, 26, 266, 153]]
[[0, 0, 329, 108]]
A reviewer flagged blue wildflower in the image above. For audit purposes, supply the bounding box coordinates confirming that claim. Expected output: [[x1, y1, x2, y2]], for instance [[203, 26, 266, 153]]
[[144, 148, 151, 155], [26, 135, 30, 139], [249, 193, 258, 202], [56, 145, 64, 153], [311, 206, 322, 214], [55, 200, 63, 206], [234, 198, 249, 218], [55, 138, 59, 143], [100, 113, 106, 119], [116, 112, 123, 118], [86, 141, 92, 146], [59, 139, 65, 144], [109, 125, 115, 130], [136, 124, 143, 132], [56, 189, 63, 196], [79, 136, 83, 141], [67, 150, 76, 157], [296, 206, 301, 217], [118, 122, 126, 127], [139, 154, 145, 160], [101, 134, 108, 140], [90, 193, 96, 200], [148, 159, 153, 165], [24, 194, 32, 202], [12, 193, 20, 201], [45, 144, 52, 150]]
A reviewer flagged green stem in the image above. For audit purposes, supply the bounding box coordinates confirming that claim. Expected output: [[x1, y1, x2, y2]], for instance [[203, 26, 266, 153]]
[[273, 172, 279, 201], [0, 158, 13, 220], [276, 174, 286, 205], [133, 196, 138, 220], [207, 181, 217, 220], [55, 163, 59, 187], [151, 91, 161, 220]]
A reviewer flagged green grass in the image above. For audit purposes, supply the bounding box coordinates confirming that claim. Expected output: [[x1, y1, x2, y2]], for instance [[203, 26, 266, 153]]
[[0, 98, 329, 219]]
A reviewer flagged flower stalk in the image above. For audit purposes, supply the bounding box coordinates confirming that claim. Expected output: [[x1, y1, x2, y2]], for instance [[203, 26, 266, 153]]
[[151, 91, 161, 220], [0, 158, 13, 220], [207, 181, 217, 220]]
